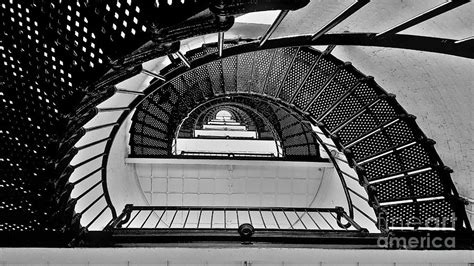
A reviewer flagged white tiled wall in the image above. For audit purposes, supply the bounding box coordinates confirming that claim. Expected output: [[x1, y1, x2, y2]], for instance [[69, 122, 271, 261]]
[[136, 163, 325, 208]]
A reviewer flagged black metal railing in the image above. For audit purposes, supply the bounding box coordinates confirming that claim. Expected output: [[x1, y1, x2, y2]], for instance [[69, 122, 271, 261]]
[[107, 205, 366, 232]]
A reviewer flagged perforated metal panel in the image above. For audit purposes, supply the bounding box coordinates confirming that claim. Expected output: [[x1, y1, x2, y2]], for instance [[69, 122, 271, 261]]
[[192, 66, 214, 97], [307, 68, 358, 119], [362, 153, 403, 181], [322, 82, 379, 131], [181, 70, 206, 104], [250, 49, 274, 93], [399, 143, 434, 169], [336, 99, 398, 145], [135, 123, 167, 140], [362, 143, 434, 181], [285, 145, 309, 156], [337, 112, 380, 145], [0, 199, 48, 232], [263, 47, 297, 96], [133, 134, 168, 150], [419, 200, 455, 227], [278, 49, 317, 102], [146, 103, 171, 122], [236, 52, 255, 92], [292, 56, 338, 110], [384, 203, 416, 227], [222, 56, 237, 93], [350, 120, 417, 162], [383, 199, 456, 228], [170, 75, 189, 96], [206, 60, 224, 95], [373, 169, 445, 202]]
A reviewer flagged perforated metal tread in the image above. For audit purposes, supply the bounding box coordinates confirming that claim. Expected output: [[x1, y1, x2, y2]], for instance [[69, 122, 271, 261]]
[[373, 169, 447, 203]]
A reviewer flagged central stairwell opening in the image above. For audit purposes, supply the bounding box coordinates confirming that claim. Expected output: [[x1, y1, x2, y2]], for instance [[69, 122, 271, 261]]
[[175, 109, 281, 158]]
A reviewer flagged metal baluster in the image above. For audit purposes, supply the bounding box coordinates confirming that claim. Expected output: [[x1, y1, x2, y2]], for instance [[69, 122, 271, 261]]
[[271, 208, 280, 229], [183, 208, 191, 228], [197, 209, 203, 228], [86, 205, 108, 229], [116, 88, 145, 95], [306, 210, 321, 229], [169, 210, 178, 228], [76, 137, 111, 150], [377, 0, 469, 37], [97, 107, 130, 112], [218, 32, 224, 57], [294, 209, 307, 229], [126, 210, 141, 229], [72, 167, 103, 186], [341, 171, 359, 182], [84, 122, 118, 132], [140, 211, 154, 229], [248, 209, 253, 226], [236, 209, 240, 226], [259, 10, 289, 47], [311, 0, 370, 41], [259, 209, 267, 229], [210, 210, 214, 229], [154, 209, 167, 228], [322, 142, 338, 149], [282, 209, 293, 229], [455, 36, 473, 44], [80, 194, 105, 216], [334, 156, 349, 164], [317, 210, 334, 230], [142, 69, 166, 81], [323, 44, 337, 55], [72, 153, 106, 169], [224, 209, 227, 229], [176, 51, 191, 68], [353, 205, 377, 224], [74, 180, 102, 201], [348, 187, 369, 202]]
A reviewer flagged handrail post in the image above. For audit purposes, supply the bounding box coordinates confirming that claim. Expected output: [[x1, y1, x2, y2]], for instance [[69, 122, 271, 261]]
[[259, 10, 289, 47]]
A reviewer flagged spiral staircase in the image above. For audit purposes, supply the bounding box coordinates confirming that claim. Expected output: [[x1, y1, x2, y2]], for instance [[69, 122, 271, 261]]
[[0, 0, 472, 248]]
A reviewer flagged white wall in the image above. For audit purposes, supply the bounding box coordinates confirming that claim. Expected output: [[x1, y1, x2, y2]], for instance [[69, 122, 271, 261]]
[[0, 248, 472, 265], [134, 162, 326, 208], [176, 139, 276, 155]]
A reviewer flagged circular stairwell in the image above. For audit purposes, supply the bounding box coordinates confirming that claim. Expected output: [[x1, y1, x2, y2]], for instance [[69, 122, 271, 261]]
[[0, 0, 471, 247], [128, 43, 469, 232]]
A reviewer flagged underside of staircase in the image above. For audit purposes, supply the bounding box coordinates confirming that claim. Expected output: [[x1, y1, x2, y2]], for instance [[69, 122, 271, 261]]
[[0, 0, 472, 248]]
